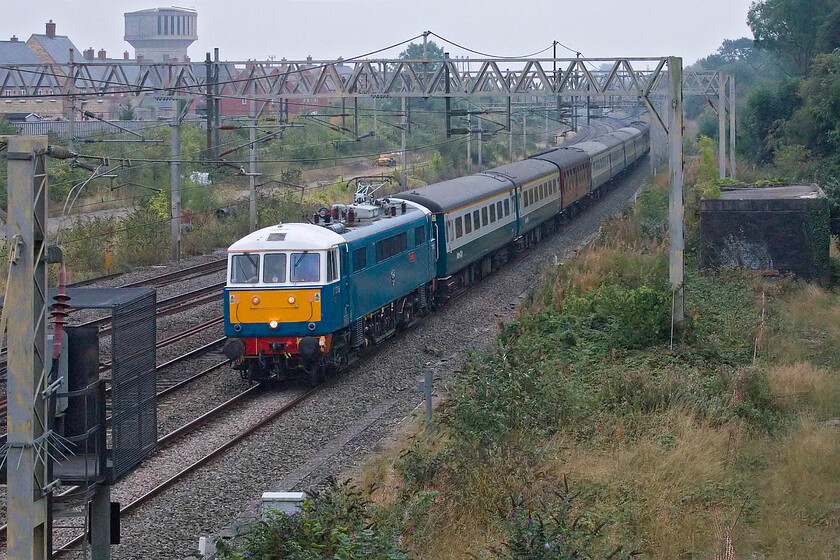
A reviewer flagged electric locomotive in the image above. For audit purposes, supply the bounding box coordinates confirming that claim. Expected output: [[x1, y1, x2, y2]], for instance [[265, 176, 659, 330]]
[[223, 195, 436, 384], [223, 120, 650, 385]]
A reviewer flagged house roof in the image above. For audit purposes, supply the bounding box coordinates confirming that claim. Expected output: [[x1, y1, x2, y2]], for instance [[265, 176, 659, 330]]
[[0, 40, 41, 65], [28, 34, 79, 64]]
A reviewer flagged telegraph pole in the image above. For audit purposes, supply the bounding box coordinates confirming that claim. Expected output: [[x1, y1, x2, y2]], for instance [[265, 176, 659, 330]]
[[6, 135, 51, 560], [171, 100, 182, 261]]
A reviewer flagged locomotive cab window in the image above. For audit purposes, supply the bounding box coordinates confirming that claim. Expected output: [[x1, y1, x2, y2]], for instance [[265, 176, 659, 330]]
[[415, 225, 425, 246], [231, 253, 260, 284], [327, 248, 339, 282], [291, 252, 320, 283], [262, 253, 287, 284]]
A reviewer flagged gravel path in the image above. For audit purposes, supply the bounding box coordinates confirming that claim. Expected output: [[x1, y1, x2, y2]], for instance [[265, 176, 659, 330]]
[[86, 160, 652, 560]]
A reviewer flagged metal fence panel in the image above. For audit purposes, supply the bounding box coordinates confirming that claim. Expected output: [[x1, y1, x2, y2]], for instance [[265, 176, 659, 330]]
[[110, 289, 157, 480]]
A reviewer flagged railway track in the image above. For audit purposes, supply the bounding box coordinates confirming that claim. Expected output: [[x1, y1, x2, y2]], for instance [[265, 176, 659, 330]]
[[49, 383, 319, 556], [0, 336, 233, 542]]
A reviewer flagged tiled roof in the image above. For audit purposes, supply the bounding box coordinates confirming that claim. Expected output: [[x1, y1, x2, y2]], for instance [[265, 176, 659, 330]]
[[0, 41, 41, 65], [29, 34, 79, 64]]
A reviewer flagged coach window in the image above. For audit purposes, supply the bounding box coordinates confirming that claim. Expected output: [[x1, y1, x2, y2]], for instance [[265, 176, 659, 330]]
[[481, 206, 489, 226], [291, 252, 320, 282], [473, 210, 480, 230], [455, 217, 463, 238], [415, 225, 425, 246], [262, 253, 287, 283], [504, 199, 510, 216], [464, 213, 472, 234], [489, 203, 496, 223], [523, 191, 529, 208], [352, 247, 366, 272], [497, 201, 503, 219], [231, 253, 259, 284]]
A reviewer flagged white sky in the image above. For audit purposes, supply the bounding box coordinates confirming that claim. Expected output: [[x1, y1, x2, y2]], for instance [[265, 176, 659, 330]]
[[2, 0, 755, 65]]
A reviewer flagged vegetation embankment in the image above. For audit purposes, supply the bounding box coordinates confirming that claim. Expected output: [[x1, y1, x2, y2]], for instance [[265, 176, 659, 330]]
[[218, 157, 840, 558]]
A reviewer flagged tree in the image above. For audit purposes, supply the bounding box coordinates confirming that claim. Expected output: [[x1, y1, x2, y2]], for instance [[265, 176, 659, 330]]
[[747, 0, 840, 75], [399, 40, 445, 74], [399, 40, 445, 61], [740, 79, 800, 163], [0, 115, 15, 134], [118, 102, 136, 121]]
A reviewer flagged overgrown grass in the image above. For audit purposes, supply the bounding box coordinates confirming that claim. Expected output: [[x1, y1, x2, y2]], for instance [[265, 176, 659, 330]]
[[350, 171, 840, 559]]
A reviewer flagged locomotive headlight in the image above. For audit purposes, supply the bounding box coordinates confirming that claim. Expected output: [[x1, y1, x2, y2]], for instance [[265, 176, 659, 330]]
[[252, 296, 260, 305], [269, 320, 278, 329], [287, 295, 296, 304]]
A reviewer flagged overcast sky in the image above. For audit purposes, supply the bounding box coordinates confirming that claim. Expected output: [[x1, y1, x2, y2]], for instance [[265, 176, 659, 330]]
[[3, 0, 755, 66]]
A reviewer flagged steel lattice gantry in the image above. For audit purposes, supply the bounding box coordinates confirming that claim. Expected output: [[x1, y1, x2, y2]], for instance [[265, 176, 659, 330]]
[[1, 55, 723, 322], [2, 56, 724, 99]]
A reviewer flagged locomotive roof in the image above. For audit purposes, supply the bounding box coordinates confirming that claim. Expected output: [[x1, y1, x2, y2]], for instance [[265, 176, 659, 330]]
[[340, 201, 430, 243], [228, 222, 345, 252], [228, 202, 431, 251], [395, 159, 555, 213]]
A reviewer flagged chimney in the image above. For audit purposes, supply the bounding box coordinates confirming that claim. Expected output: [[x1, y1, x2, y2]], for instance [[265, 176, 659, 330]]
[[136, 54, 144, 63], [184, 55, 190, 63], [83, 47, 94, 60], [46, 20, 56, 38], [306, 55, 312, 63], [98, 49, 106, 60], [123, 51, 129, 60], [10, 35, 18, 43]]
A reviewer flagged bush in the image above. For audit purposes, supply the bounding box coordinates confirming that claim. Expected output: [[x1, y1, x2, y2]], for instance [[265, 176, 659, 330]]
[[216, 478, 407, 560]]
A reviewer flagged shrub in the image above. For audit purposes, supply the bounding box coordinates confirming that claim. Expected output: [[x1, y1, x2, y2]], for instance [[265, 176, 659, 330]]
[[215, 477, 407, 560]]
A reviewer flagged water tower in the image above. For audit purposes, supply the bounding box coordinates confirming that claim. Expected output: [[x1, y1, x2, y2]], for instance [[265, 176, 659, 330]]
[[124, 7, 197, 62]]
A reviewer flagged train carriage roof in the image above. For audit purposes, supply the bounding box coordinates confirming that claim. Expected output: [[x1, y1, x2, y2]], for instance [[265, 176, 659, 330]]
[[530, 145, 590, 169], [481, 158, 559, 187], [572, 140, 610, 157], [394, 173, 514, 213]]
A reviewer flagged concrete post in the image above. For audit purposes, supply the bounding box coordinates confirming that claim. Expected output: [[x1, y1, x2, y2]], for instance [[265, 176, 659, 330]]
[[249, 82, 258, 232], [718, 71, 726, 179], [6, 135, 51, 560], [668, 58, 685, 325], [507, 97, 513, 162], [729, 75, 737, 180], [170, 103, 181, 262], [90, 485, 111, 560], [401, 96, 407, 189]]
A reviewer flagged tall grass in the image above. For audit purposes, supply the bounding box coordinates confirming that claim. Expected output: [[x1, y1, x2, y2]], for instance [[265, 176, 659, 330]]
[[351, 170, 840, 559]]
